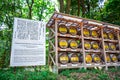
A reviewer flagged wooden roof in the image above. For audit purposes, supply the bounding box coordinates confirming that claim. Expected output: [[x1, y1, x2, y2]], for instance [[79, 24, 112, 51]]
[[46, 12, 120, 30]]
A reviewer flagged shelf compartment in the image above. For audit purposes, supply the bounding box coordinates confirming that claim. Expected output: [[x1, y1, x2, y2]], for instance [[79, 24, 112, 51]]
[[58, 63, 84, 69], [84, 37, 101, 41], [58, 48, 82, 52], [58, 33, 81, 39]]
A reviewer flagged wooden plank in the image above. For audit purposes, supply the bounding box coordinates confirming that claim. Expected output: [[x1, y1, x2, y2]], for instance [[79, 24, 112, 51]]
[[104, 39, 118, 43], [50, 28, 55, 34], [49, 41, 55, 50], [81, 22, 86, 69], [58, 63, 84, 69], [117, 31, 120, 51], [85, 50, 101, 53], [58, 48, 82, 52], [48, 28, 50, 68], [58, 33, 80, 39], [84, 37, 101, 41], [49, 54, 56, 65], [86, 63, 105, 67], [55, 19, 58, 73], [101, 27, 108, 70], [105, 51, 120, 53], [49, 50, 55, 54]]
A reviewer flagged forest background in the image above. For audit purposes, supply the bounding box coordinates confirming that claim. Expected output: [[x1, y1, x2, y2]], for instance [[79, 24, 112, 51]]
[[0, 0, 120, 80]]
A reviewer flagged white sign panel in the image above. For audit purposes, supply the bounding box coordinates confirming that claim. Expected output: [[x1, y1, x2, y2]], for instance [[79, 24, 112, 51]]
[[10, 18, 46, 66]]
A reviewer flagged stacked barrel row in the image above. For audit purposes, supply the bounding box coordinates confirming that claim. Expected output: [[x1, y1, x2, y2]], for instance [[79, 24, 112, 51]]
[[59, 52, 120, 64]]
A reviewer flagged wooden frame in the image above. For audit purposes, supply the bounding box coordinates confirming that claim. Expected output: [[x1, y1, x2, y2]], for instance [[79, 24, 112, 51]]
[[47, 12, 120, 73]]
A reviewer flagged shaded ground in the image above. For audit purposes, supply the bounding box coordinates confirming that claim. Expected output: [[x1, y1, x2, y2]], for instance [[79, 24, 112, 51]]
[[58, 67, 120, 80]]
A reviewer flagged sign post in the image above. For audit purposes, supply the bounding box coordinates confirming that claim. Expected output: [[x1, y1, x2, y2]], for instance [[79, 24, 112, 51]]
[[10, 18, 46, 67]]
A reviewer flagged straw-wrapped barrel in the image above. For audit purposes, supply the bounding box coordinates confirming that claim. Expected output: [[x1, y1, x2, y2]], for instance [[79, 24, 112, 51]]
[[69, 53, 79, 64], [84, 41, 91, 50], [92, 54, 101, 63], [69, 40, 78, 49], [59, 39, 68, 49], [83, 28, 90, 37], [91, 41, 99, 50], [59, 52, 69, 64], [58, 24, 68, 34], [85, 54, 92, 63], [91, 30, 99, 38], [69, 26, 77, 35], [110, 54, 118, 62]]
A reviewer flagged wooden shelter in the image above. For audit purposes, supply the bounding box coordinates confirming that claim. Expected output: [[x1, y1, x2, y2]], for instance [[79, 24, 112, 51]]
[[46, 12, 120, 73]]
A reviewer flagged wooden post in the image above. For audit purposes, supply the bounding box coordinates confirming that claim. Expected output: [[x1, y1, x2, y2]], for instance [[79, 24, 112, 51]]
[[55, 19, 58, 73], [117, 30, 120, 51], [48, 28, 50, 70], [101, 27, 108, 70], [81, 22, 86, 69], [117, 30, 120, 68]]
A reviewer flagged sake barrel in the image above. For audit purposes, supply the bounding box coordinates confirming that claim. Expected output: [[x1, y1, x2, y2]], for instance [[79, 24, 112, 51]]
[[103, 32, 108, 39], [77, 28, 81, 35], [85, 54, 92, 63], [83, 28, 90, 37], [106, 54, 111, 62], [91, 30, 99, 38], [69, 26, 77, 35], [110, 54, 118, 62], [117, 54, 120, 61], [59, 39, 68, 49], [109, 43, 116, 50], [69, 53, 79, 64], [79, 54, 83, 62], [116, 44, 119, 50], [108, 32, 114, 40], [84, 41, 91, 50], [91, 41, 99, 50], [104, 43, 109, 50], [59, 53, 69, 64], [69, 40, 78, 49], [58, 24, 68, 34], [92, 54, 101, 63]]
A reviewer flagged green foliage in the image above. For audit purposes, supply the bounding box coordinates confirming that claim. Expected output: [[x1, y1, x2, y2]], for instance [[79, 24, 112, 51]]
[[60, 69, 71, 77], [98, 73, 110, 80], [0, 68, 57, 80], [103, 0, 120, 25], [0, 67, 120, 80], [0, 1, 120, 80]]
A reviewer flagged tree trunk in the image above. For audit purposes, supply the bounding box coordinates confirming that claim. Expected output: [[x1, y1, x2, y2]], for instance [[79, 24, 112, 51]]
[[86, 0, 90, 17], [59, 0, 64, 13], [80, 0, 86, 17], [26, 0, 34, 19], [77, 0, 80, 16], [66, 0, 71, 14]]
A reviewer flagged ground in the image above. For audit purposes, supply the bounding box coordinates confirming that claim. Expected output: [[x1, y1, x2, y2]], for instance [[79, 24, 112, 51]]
[[0, 67, 120, 80]]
